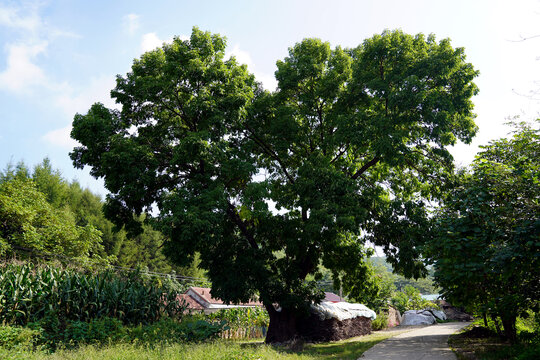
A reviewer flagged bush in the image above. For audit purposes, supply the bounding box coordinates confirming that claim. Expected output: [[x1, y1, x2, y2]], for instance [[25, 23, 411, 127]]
[[371, 312, 388, 331], [0, 325, 41, 351], [127, 317, 227, 344], [391, 285, 439, 314], [63, 317, 126, 346], [26, 316, 227, 352], [516, 343, 540, 360]]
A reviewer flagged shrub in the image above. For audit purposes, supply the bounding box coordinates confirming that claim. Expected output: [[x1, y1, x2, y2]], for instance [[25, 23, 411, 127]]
[[63, 317, 126, 346], [371, 312, 388, 331], [391, 285, 439, 314], [127, 317, 227, 344], [0, 325, 41, 351], [28, 316, 227, 351], [516, 343, 540, 360]]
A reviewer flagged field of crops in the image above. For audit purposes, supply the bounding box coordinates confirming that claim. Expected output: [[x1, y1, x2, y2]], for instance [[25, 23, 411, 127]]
[[0, 263, 183, 326]]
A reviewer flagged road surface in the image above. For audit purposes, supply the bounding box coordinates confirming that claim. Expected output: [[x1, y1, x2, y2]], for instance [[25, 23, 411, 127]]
[[360, 322, 470, 360]]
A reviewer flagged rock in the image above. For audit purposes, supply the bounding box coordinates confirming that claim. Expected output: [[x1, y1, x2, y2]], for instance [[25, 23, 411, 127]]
[[401, 310, 437, 325], [429, 309, 447, 321], [438, 300, 474, 321], [387, 306, 402, 327]]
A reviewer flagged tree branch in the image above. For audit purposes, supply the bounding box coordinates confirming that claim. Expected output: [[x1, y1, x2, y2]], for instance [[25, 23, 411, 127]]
[[351, 156, 380, 180], [244, 125, 295, 184], [330, 145, 349, 164], [226, 202, 258, 250]]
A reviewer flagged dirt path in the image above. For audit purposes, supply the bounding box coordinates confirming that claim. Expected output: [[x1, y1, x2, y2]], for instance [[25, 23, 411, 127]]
[[359, 322, 470, 360]]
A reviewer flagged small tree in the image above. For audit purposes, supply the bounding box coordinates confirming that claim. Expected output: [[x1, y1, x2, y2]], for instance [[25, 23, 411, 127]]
[[390, 285, 438, 314], [428, 121, 540, 342], [71, 27, 478, 342], [342, 259, 396, 312]]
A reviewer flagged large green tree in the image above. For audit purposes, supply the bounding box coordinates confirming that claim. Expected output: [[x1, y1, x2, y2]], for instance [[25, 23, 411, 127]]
[[428, 121, 540, 342], [71, 28, 478, 342]]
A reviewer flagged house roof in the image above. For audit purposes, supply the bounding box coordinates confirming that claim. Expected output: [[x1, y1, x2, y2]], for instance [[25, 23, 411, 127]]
[[186, 287, 264, 309], [180, 287, 345, 311], [177, 293, 205, 310], [324, 292, 345, 303]]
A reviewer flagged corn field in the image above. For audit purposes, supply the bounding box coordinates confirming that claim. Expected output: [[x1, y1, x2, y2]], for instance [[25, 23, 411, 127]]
[[206, 307, 269, 339], [0, 263, 184, 326]]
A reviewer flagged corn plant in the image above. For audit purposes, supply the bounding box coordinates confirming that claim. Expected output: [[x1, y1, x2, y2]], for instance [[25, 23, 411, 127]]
[[206, 307, 269, 330], [0, 263, 185, 326]]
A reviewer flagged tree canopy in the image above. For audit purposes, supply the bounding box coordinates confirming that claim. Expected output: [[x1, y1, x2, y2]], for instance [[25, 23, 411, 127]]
[[70, 27, 478, 342], [0, 159, 204, 278], [428, 121, 540, 342], [0, 177, 104, 262]]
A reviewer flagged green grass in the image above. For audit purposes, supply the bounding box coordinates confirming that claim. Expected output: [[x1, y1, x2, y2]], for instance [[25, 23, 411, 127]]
[[0, 331, 399, 360], [300, 333, 395, 360]]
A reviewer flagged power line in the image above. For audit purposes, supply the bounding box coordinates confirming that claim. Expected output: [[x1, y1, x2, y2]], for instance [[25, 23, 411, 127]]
[[6, 245, 210, 284]]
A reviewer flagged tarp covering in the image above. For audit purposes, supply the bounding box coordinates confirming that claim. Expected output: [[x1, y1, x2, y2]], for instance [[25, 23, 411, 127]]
[[400, 310, 436, 325], [312, 301, 377, 321]]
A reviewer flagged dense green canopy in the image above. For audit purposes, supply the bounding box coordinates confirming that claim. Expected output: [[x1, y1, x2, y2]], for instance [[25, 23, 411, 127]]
[[71, 28, 478, 342], [428, 121, 540, 342]]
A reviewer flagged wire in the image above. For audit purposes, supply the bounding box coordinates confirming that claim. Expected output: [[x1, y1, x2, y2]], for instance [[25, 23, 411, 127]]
[[7, 245, 210, 284]]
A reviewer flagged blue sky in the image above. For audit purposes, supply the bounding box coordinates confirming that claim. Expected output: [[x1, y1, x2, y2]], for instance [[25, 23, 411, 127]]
[[1, 0, 539, 197]]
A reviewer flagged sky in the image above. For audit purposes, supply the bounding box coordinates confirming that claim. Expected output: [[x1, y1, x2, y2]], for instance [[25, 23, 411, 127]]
[[1, 0, 539, 197]]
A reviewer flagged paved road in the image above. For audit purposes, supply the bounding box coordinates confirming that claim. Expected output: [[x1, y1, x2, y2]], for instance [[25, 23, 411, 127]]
[[360, 322, 470, 360]]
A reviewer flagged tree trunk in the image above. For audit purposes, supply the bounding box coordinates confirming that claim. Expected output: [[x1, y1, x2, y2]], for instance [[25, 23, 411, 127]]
[[265, 305, 301, 343], [491, 313, 502, 337], [500, 313, 517, 344]]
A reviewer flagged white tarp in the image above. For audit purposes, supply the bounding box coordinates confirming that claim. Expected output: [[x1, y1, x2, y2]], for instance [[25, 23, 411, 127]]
[[312, 301, 377, 321], [400, 310, 436, 325]]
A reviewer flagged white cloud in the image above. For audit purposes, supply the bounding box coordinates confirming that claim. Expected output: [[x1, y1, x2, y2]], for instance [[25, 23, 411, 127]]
[[255, 73, 278, 92], [42, 125, 79, 149], [0, 2, 109, 122], [123, 13, 139, 35], [41, 75, 119, 150], [141, 32, 163, 52], [44, 74, 119, 149], [227, 44, 277, 91], [0, 4, 49, 94], [55, 75, 118, 117], [0, 3, 79, 96], [0, 41, 47, 93], [140, 32, 186, 53], [0, 5, 41, 32], [227, 45, 254, 68]]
